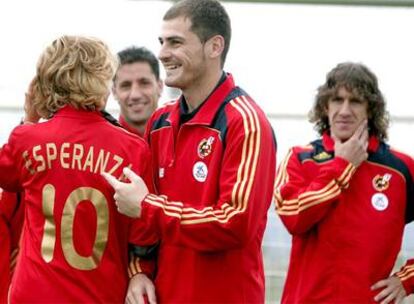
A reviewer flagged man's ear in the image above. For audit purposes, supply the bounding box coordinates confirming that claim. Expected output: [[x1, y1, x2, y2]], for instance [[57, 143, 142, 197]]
[[205, 35, 224, 60]]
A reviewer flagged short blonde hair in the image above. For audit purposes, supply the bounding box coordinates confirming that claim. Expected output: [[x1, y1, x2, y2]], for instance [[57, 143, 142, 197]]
[[33, 35, 118, 118]]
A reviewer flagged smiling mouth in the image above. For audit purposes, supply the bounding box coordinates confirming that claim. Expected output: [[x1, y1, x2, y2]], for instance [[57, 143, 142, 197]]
[[164, 63, 180, 71], [127, 101, 148, 109]]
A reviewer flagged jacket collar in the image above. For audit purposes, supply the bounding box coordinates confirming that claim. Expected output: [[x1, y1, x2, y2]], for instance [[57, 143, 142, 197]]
[[167, 73, 236, 126], [53, 105, 104, 121]]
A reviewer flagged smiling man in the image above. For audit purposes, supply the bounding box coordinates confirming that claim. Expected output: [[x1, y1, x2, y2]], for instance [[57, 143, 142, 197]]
[[274, 62, 414, 303], [112, 46, 163, 137], [104, 0, 277, 303]]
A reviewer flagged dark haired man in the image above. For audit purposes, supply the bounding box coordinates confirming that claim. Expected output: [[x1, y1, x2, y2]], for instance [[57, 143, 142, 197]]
[[274, 62, 414, 303], [112, 46, 163, 137], [104, 0, 277, 303]]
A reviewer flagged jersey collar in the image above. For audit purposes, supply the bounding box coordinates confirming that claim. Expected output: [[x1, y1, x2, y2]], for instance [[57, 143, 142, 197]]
[[167, 73, 236, 126], [53, 105, 104, 121]]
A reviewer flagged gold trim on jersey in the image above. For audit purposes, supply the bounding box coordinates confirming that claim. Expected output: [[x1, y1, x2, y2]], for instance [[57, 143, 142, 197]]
[[396, 264, 414, 281], [274, 150, 356, 216], [128, 256, 142, 278], [273, 148, 293, 208], [10, 248, 19, 272]]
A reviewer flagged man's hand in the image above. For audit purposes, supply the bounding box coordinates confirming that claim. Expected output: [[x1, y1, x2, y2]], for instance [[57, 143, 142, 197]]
[[102, 167, 148, 218], [333, 120, 369, 167], [126, 273, 157, 304], [371, 276, 407, 304]]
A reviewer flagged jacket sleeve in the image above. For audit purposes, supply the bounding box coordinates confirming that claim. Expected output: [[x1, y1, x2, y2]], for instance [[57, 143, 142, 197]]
[[141, 100, 277, 252], [274, 147, 356, 235], [395, 259, 414, 295], [127, 142, 158, 278]]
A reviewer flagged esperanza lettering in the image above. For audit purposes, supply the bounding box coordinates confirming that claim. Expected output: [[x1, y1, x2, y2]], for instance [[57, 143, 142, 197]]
[[22, 142, 131, 179]]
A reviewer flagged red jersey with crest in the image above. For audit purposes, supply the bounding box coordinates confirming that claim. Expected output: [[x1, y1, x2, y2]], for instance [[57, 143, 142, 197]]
[[0, 190, 23, 303], [274, 133, 414, 303], [142, 74, 277, 303], [0, 106, 155, 303]]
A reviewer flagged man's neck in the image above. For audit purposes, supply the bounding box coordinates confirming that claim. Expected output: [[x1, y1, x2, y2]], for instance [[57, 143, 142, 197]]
[[131, 123, 145, 136], [183, 70, 223, 112], [120, 115, 145, 136]]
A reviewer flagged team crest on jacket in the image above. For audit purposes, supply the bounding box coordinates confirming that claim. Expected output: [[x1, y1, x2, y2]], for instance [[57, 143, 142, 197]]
[[372, 173, 392, 192], [313, 151, 332, 161], [193, 161, 208, 182], [197, 136, 215, 159]]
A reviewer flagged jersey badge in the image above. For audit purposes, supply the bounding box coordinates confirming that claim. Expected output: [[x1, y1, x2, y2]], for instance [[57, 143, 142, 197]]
[[371, 192, 388, 211], [198, 136, 215, 159], [372, 173, 391, 192], [313, 151, 332, 161], [193, 161, 208, 182]]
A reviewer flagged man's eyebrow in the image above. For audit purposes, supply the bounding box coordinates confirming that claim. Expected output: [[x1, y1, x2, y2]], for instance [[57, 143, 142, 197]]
[[159, 35, 184, 42]]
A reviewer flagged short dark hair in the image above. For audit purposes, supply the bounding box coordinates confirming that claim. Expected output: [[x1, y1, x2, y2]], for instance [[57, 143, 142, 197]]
[[309, 62, 389, 140], [164, 0, 231, 67], [115, 46, 160, 80]]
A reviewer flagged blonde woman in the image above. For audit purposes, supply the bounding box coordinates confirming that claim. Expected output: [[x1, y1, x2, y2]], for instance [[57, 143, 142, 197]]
[[0, 35, 157, 303]]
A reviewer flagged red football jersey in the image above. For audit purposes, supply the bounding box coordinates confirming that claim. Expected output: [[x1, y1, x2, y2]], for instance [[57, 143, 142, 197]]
[[275, 133, 414, 303], [143, 74, 277, 303], [0, 106, 155, 303]]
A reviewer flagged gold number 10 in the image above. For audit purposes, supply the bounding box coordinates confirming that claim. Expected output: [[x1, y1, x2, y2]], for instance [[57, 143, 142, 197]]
[[40, 184, 110, 270]]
